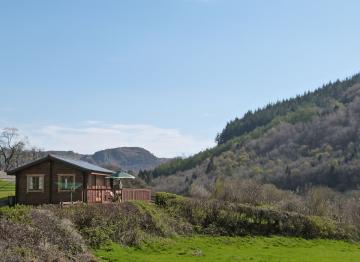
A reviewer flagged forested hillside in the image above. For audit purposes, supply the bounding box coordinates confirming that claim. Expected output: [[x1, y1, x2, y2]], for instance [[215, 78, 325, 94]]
[[140, 73, 360, 194]]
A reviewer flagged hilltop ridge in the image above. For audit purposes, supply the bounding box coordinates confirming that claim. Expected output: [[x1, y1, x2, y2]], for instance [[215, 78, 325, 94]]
[[44, 147, 169, 172]]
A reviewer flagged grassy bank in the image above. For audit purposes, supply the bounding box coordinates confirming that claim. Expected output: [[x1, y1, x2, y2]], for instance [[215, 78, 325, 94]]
[[1, 193, 360, 261], [0, 179, 14, 199], [95, 236, 360, 262]]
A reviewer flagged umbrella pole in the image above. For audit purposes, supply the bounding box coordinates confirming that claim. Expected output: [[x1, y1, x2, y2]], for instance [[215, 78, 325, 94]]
[[120, 179, 123, 202]]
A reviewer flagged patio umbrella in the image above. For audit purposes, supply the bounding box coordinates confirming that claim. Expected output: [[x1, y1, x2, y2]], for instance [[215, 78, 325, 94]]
[[107, 171, 135, 189]]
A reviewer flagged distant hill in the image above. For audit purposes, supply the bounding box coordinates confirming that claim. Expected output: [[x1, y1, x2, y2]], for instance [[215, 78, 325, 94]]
[[139, 73, 360, 194], [44, 147, 169, 172]]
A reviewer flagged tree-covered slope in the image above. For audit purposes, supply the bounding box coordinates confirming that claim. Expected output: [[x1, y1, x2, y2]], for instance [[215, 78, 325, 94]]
[[140, 73, 360, 193], [216, 74, 360, 144]]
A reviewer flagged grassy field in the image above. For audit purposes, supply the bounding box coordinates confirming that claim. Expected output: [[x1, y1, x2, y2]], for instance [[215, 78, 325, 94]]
[[95, 236, 360, 262], [0, 179, 15, 199]]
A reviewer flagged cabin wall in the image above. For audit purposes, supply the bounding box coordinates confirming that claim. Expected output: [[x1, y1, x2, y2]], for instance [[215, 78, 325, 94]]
[[51, 161, 84, 203], [16, 160, 85, 205], [16, 161, 51, 205]]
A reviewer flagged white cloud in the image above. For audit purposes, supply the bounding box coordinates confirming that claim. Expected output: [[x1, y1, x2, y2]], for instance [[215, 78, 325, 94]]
[[23, 122, 215, 158]]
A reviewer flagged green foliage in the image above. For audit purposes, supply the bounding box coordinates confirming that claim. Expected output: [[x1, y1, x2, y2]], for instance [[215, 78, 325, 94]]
[[55, 201, 192, 249], [155, 192, 184, 207], [308, 216, 353, 240], [271, 106, 317, 125], [0, 205, 31, 223], [155, 195, 359, 241], [81, 227, 111, 249]]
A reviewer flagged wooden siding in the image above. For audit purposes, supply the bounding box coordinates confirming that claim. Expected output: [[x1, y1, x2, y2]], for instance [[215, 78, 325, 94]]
[[51, 161, 84, 203], [16, 160, 84, 204], [16, 161, 50, 204]]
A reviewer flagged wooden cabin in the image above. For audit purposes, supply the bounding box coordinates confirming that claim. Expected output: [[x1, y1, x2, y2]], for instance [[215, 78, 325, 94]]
[[7, 154, 151, 205]]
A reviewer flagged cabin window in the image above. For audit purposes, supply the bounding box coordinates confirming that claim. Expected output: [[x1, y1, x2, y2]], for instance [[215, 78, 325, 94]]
[[58, 174, 76, 191], [96, 175, 105, 187], [27, 175, 44, 192], [88, 175, 96, 187]]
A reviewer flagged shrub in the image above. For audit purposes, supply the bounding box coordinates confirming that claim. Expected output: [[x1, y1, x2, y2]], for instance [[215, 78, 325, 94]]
[[30, 209, 86, 255], [0, 206, 94, 261], [155, 192, 183, 207], [81, 227, 111, 248], [155, 195, 360, 241], [54, 201, 192, 248], [0, 205, 31, 223]]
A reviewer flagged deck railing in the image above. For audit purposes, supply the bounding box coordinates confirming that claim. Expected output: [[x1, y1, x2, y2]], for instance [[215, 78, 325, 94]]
[[86, 186, 151, 203], [121, 188, 152, 202], [86, 186, 112, 203]]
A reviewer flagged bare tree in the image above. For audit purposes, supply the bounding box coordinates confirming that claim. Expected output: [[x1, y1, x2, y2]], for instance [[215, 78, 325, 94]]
[[0, 128, 27, 171], [29, 146, 43, 161]]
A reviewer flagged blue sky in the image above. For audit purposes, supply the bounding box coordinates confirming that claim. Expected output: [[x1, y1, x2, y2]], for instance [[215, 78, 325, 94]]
[[1, 0, 360, 157]]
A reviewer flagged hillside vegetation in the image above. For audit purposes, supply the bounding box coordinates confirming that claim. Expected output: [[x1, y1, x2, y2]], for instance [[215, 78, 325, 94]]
[[1, 193, 359, 261], [140, 73, 360, 193]]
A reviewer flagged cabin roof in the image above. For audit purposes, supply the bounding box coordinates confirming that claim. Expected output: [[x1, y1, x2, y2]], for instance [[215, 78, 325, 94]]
[[7, 154, 115, 175]]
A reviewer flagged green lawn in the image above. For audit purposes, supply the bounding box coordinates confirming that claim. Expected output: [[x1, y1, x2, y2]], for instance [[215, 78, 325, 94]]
[[94, 236, 360, 262], [0, 179, 15, 199]]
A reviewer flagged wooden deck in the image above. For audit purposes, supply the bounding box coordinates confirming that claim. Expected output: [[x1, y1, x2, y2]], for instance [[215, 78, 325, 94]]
[[86, 186, 151, 203]]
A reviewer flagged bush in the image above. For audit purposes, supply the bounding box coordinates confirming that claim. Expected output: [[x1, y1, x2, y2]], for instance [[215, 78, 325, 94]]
[[54, 201, 192, 249], [81, 227, 111, 248], [30, 209, 86, 255], [155, 192, 183, 207], [0, 205, 31, 223], [155, 194, 360, 241], [0, 206, 94, 261]]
